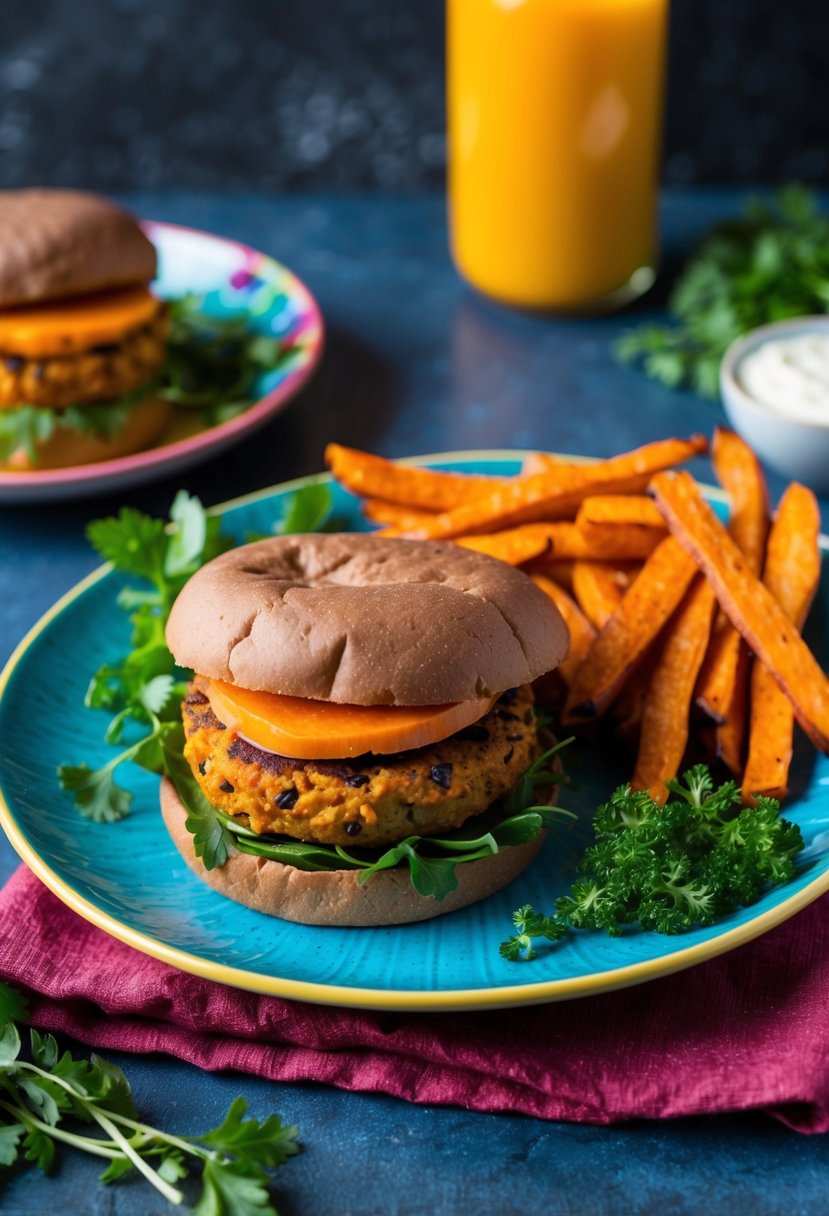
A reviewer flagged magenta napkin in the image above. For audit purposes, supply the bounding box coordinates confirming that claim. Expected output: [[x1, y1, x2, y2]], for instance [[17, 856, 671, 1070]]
[[1, 864, 827, 1131]]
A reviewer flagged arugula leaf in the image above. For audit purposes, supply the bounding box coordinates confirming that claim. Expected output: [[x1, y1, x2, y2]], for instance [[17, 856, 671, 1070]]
[[502, 765, 803, 960], [616, 186, 829, 395]]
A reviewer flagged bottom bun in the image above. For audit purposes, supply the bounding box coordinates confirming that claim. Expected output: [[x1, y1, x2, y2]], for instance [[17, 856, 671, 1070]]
[[160, 776, 547, 927], [1, 395, 172, 471]]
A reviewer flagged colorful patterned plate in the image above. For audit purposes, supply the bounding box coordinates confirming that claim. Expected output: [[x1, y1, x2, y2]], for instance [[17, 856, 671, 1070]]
[[0, 455, 828, 1011], [0, 221, 323, 504]]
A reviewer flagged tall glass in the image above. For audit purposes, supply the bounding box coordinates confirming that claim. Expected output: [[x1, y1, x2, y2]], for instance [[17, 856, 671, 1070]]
[[447, 0, 670, 312]]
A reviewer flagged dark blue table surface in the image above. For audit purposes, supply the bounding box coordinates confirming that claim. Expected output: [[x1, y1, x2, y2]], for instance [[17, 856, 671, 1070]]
[[2, 191, 829, 1215]]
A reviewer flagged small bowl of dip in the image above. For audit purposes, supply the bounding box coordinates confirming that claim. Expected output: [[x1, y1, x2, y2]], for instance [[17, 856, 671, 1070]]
[[721, 316, 829, 492]]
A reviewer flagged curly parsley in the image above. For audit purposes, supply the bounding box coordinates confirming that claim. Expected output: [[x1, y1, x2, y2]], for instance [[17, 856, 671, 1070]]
[[501, 765, 803, 961]]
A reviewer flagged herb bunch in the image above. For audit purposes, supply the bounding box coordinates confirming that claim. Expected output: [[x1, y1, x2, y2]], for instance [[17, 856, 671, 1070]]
[[616, 186, 829, 395], [0, 982, 300, 1213], [501, 764, 803, 961]]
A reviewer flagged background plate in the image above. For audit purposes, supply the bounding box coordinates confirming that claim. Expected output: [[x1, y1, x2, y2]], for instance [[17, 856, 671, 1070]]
[[0, 220, 323, 504], [1, 454, 828, 1011]]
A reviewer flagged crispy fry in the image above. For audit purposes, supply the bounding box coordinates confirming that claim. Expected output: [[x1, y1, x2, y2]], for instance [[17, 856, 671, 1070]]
[[562, 537, 698, 722], [521, 451, 589, 477], [743, 483, 822, 802], [571, 561, 638, 630], [456, 528, 554, 566], [632, 577, 717, 803], [361, 498, 439, 529], [651, 470, 829, 753], [325, 444, 506, 511], [696, 428, 770, 742], [380, 435, 709, 541], [576, 495, 667, 529], [531, 574, 596, 686]]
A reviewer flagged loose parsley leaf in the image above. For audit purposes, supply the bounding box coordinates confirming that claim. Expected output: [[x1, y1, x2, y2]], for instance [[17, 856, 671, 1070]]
[[502, 764, 803, 961], [0, 981, 28, 1030], [57, 761, 134, 823], [616, 186, 829, 395]]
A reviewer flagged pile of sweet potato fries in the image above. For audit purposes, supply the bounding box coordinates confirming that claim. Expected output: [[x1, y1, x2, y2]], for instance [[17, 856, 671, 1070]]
[[325, 433, 826, 806]]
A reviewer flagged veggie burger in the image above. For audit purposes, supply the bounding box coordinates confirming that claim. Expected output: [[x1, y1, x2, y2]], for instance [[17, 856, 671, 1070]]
[[162, 533, 570, 925], [0, 189, 169, 470]]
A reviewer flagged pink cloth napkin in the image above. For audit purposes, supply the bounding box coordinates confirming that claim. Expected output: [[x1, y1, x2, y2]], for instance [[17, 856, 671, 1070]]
[[1, 863, 827, 1131]]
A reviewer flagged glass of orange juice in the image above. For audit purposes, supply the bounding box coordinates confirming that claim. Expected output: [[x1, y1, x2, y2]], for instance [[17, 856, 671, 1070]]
[[447, 0, 670, 312]]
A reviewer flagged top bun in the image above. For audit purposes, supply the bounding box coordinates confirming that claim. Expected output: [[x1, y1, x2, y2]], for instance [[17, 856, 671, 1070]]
[[0, 189, 157, 308], [166, 533, 570, 706]]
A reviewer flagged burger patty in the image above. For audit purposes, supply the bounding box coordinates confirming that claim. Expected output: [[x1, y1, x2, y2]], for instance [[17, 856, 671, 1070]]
[[181, 680, 540, 848], [0, 304, 168, 409]]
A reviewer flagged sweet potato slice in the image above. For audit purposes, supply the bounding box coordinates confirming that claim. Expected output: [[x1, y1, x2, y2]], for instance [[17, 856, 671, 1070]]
[[576, 495, 667, 530], [381, 435, 709, 541], [325, 444, 506, 510], [562, 537, 698, 722], [456, 528, 554, 566], [571, 560, 639, 630], [471, 521, 662, 565], [651, 470, 829, 753], [743, 482, 822, 802], [632, 577, 717, 804], [696, 429, 770, 759], [531, 574, 596, 686]]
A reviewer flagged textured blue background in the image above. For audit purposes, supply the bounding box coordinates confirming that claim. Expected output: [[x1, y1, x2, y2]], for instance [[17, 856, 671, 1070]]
[[0, 0, 826, 191], [2, 191, 829, 1212]]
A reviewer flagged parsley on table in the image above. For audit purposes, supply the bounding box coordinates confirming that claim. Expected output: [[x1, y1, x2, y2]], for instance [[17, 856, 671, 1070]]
[[0, 982, 299, 1212], [501, 764, 803, 961], [615, 185, 829, 396]]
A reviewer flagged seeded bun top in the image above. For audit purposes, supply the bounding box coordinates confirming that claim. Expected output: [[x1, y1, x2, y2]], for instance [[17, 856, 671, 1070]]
[[0, 189, 157, 308], [166, 533, 570, 706]]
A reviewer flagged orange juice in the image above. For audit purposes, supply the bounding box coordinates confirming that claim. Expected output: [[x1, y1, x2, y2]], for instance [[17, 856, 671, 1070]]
[[447, 0, 669, 311]]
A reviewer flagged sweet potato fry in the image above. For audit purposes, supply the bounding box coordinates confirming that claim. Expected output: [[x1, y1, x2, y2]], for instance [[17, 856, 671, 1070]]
[[325, 444, 507, 511], [632, 577, 717, 803], [456, 528, 554, 566], [531, 574, 596, 686], [521, 451, 589, 477], [380, 435, 709, 541], [576, 495, 667, 530], [651, 470, 829, 752], [610, 662, 653, 743], [571, 561, 638, 630], [696, 428, 770, 754], [562, 537, 698, 722], [743, 482, 822, 802], [361, 498, 438, 529]]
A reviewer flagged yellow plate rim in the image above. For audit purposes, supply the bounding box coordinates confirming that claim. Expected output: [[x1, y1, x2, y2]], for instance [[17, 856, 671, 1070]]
[[1, 449, 827, 1013]]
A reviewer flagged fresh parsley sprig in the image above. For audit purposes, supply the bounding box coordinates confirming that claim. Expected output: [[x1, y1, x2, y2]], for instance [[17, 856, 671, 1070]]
[[616, 185, 829, 395], [501, 764, 803, 961], [0, 981, 300, 1212]]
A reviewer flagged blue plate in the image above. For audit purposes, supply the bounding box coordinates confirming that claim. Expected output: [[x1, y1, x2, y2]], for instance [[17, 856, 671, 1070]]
[[1, 454, 828, 1011]]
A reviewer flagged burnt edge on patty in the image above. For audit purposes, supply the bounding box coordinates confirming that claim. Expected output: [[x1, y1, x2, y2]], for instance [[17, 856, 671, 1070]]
[[0, 303, 168, 409], [181, 680, 540, 849]]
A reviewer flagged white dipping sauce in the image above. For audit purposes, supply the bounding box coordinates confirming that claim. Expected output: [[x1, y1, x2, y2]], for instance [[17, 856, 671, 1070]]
[[738, 332, 829, 425]]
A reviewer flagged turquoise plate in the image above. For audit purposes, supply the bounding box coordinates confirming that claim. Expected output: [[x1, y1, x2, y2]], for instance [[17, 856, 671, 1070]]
[[1, 454, 828, 1012]]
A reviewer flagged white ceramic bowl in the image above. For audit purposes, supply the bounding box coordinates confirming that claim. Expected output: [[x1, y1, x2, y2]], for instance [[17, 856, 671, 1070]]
[[720, 316, 829, 493]]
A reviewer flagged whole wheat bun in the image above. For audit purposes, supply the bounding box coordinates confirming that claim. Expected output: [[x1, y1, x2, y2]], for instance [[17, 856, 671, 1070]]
[[160, 775, 547, 926], [0, 189, 157, 308], [0, 396, 172, 471], [166, 533, 570, 706]]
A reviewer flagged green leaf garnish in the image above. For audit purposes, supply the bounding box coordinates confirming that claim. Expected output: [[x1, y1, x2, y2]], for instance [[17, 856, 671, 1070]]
[[0, 994, 300, 1211], [276, 482, 332, 535], [616, 185, 829, 395], [501, 764, 803, 961]]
